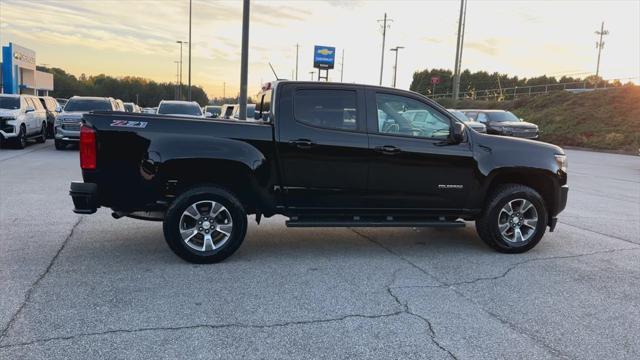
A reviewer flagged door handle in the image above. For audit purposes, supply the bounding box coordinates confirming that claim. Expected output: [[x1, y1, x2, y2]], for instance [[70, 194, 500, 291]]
[[374, 145, 401, 154], [289, 139, 315, 149]]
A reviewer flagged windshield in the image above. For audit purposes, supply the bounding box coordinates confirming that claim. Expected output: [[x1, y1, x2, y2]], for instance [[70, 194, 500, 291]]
[[448, 110, 470, 122], [205, 106, 221, 116], [488, 111, 520, 122], [64, 99, 112, 112], [158, 103, 202, 116], [124, 104, 134, 112], [0, 97, 20, 110]]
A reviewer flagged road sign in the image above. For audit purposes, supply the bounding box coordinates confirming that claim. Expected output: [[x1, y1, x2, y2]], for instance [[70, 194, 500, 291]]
[[431, 76, 440, 85], [313, 45, 336, 70]]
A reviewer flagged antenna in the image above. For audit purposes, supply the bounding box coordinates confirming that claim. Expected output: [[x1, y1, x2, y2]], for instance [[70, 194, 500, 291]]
[[268, 63, 281, 80]]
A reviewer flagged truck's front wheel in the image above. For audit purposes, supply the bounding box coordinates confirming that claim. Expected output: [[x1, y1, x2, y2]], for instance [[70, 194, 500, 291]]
[[476, 184, 548, 253], [163, 186, 247, 263]]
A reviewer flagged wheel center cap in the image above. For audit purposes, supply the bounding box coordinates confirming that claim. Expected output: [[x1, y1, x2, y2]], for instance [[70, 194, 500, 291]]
[[202, 221, 211, 229], [513, 216, 520, 223]]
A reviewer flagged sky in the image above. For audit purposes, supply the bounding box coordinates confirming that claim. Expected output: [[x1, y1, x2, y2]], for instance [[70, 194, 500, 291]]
[[1, 0, 639, 98]]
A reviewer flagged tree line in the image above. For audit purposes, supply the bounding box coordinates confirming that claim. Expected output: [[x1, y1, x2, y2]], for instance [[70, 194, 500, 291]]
[[39, 67, 209, 107], [410, 68, 628, 98]]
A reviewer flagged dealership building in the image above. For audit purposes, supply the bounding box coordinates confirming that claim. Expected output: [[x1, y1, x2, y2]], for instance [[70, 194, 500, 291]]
[[1, 43, 54, 95]]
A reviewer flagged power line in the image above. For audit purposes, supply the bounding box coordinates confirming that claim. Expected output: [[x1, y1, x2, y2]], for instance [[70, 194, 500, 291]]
[[595, 21, 609, 78], [377, 13, 393, 86]]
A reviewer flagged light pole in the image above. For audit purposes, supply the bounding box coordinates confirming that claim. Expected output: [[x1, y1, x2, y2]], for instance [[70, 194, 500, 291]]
[[340, 49, 345, 82], [390, 46, 404, 88], [238, 0, 250, 120], [188, 0, 192, 101], [452, 0, 467, 100], [295, 43, 299, 81], [309, 71, 315, 80], [174, 60, 180, 100], [176, 41, 187, 100]]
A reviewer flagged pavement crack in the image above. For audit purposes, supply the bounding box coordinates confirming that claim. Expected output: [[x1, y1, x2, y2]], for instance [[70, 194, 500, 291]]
[[0, 216, 82, 342], [0, 311, 406, 349]]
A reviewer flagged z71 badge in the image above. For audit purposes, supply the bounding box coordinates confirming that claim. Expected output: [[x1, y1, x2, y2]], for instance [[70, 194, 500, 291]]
[[110, 120, 148, 128]]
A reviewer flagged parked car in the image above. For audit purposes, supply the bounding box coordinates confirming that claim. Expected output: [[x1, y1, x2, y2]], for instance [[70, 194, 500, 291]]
[[447, 109, 486, 133], [39, 96, 63, 138], [156, 100, 204, 117], [141, 107, 156, 114], [123, 102, 141, 113], [231, 104, 256, 120], [114, 99, 126, 112], [0, 94, 48, 148], [220, 104, 236, 119], [204, 105, 221, 118], [55, 96, 117, 150], [56, 98, 68, 108], [460, 109, 539, 139], [70, 81, 568, 264]]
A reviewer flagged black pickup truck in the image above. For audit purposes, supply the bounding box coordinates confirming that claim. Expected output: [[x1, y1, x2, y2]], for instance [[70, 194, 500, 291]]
[[70, 81, 568, 263]]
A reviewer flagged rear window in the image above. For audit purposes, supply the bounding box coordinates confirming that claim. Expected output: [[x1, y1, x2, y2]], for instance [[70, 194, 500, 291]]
[[64, 99, 112, 112], [294, 89, 358, 131], [158, 103, 202, 116], [0, 97, 20, 110]]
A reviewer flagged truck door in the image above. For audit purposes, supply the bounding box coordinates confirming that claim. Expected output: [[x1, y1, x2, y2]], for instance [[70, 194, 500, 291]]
[[276, 84, 369, 211], [24, 97, 37, 134], [365, 89, 477, 211]]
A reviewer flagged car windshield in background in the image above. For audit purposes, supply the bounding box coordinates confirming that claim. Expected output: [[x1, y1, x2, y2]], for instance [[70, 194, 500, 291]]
[[0, 97, 20, 110], [64, 99, 112, 112], [205, 106, 221, 116], [488, 111, 520, 122], [247, 105, 256, 118], [449, 110, 469, 122], [158, 103, 202, 116], [124, 104, 134, 112]]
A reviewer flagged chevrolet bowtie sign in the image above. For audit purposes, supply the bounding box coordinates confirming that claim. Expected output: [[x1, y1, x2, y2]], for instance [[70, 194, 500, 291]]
[[313, 45, 336, 69]]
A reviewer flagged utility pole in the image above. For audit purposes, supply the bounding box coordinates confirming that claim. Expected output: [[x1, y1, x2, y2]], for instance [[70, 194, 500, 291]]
[[452, 0, 467, 100], [238, 0, 250, 120], [187, 0, 192, 101], [595, 21, 609, 78], [174, 61, 180, 100], [340, 49, 345, 82], [223, 82, 226, 98], [295, 43, 299, 80], [390, 46, 404, 88], [377, 13, 393, 86], [309, 71, 315, 80], [176, 41, 187, 100]]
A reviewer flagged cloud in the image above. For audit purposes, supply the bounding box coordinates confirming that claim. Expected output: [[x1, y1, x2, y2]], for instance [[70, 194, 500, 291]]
[[422, 37, 444, 44], [466, 38, 501, 56]]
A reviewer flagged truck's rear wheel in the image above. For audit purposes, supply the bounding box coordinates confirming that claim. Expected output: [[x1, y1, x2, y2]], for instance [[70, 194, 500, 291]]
[[163, 186, 247, 263], [476, 184, 548, 253]]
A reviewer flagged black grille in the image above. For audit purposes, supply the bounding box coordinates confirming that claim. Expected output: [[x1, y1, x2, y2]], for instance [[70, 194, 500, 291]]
[[62, 122, 81, 131]]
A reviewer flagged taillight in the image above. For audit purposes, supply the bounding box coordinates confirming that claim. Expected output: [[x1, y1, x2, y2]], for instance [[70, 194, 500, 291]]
[[79, 125, 96, 170]]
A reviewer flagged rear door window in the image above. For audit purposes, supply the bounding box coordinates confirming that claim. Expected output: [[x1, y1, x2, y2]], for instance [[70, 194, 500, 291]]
[[293, 89, 359, 131]]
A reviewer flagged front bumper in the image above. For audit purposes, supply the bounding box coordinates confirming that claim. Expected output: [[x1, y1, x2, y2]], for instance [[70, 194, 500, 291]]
[[549, 184, 569, 232], [55, 126, 80, 141], [70, 182, 99, 214]]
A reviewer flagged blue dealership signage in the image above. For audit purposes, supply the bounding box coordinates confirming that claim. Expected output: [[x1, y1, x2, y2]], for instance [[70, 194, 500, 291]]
[[313, 45, 335, 70]]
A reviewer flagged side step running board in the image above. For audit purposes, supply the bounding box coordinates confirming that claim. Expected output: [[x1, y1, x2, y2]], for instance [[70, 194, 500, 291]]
[[285, 220, 465, 228]]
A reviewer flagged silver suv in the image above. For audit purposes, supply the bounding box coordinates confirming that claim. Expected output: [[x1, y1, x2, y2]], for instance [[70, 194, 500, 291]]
[[0, 94, 48, 149], [55, 96, 117, 150]]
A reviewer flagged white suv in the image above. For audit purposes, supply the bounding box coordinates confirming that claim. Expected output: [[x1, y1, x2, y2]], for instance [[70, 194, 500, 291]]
[[0, 94, 48, 149]]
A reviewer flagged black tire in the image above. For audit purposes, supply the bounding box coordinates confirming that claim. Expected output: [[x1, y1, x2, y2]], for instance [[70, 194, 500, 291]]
[[15, 125, 27, 149], [46, 122, 55, 139], [54, 139, 66, 150], [36, 123, 46, 143], [163, 186, 247, 263], [475, 184, 548, 253]]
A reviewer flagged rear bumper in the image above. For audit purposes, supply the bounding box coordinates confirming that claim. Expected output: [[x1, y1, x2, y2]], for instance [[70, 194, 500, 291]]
[[70, 182, 99, 214]]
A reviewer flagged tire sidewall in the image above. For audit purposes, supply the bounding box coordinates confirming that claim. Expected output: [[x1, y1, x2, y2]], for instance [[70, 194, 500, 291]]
[[484, 187, 548, 252], [163, 187, 247, 263]]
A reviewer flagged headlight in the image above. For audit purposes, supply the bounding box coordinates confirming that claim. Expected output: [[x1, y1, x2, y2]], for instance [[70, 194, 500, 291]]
[[555, 154, 567, 173]]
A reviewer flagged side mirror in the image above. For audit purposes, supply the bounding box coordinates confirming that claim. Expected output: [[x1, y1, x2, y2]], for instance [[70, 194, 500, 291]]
[[449, 122, 464, 144], [25, 106, 35, 113], [56, 106, 62, 113]]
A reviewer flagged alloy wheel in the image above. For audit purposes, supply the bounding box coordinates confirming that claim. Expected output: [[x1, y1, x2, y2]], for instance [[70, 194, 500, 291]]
[[179, 200, 233, 252]]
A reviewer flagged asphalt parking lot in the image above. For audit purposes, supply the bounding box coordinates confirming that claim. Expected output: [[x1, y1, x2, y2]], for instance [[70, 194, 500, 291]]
[[0, 142, 639, 359]]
